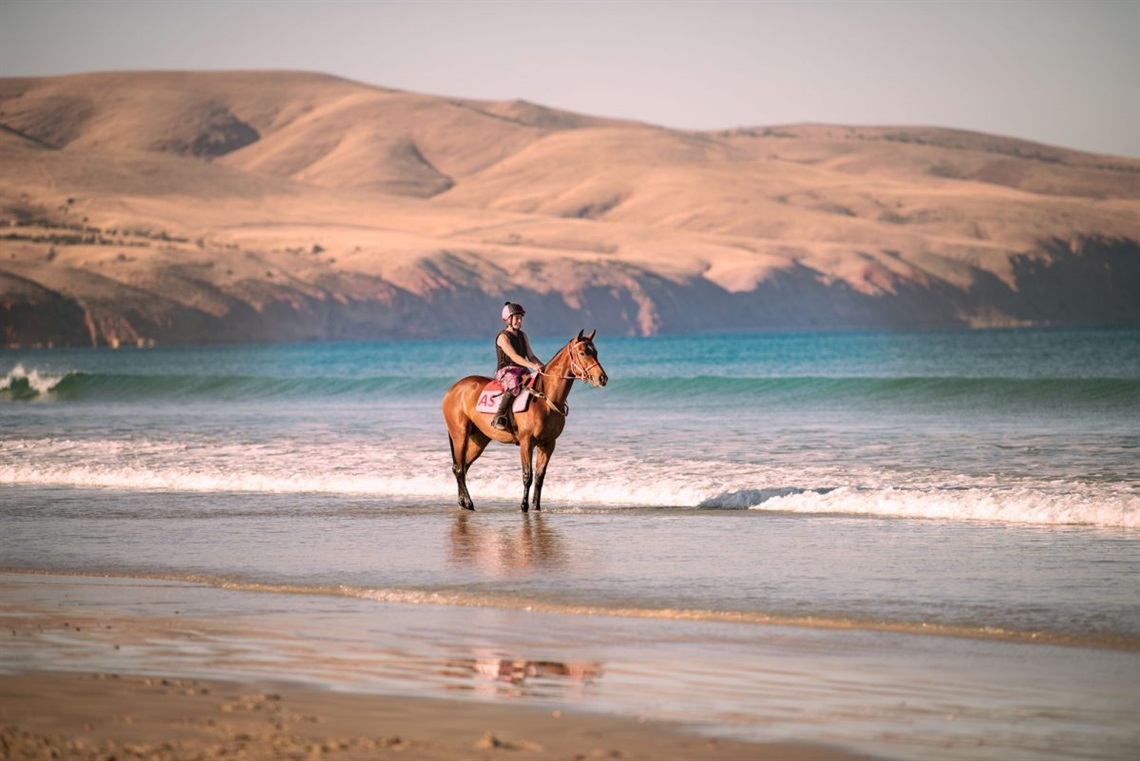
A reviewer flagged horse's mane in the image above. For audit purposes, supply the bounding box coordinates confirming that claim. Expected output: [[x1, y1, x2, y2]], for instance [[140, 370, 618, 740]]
[[534, 336, 570, 398]]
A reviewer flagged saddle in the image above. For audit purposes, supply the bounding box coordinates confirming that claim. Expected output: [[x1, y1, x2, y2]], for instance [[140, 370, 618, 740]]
[[475, 377, 534, 415]]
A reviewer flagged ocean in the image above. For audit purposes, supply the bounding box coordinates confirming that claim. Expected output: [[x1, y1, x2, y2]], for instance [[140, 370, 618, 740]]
[[2, 327, 1138, 760]]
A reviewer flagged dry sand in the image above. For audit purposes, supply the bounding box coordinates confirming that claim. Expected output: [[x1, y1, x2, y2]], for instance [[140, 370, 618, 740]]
[[0, 671, 872, 761]]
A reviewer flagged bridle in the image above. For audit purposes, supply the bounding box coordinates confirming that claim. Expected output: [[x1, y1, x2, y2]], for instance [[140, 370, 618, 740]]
[[528, 339, 602, 415], [538, 339, 600, 383]]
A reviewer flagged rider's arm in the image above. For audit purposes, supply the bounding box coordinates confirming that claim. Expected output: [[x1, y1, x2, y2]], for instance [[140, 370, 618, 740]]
[[522, 334, 544, 369]]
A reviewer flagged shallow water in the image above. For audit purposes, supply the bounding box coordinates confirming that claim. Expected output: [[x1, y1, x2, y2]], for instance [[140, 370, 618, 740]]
[[3, 494, 1138, 647], [4, 327, 1138, 526], [3, 327, 1139, 759]]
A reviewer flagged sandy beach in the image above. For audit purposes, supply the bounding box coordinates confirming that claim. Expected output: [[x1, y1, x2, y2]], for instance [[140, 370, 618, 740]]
[[1, 671, 868, 761], [0, 578, 873, 761], [0, 573, 880, 760], [4, 568, 1138, 761]]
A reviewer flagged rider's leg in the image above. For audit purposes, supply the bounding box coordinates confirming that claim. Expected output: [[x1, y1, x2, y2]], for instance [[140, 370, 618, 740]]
[[491, 390, 515, 430], [492, 367, 524, 431]]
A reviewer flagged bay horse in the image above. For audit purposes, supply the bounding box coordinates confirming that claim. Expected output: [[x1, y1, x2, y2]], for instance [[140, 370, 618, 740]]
[[442, 330, 607, 512]]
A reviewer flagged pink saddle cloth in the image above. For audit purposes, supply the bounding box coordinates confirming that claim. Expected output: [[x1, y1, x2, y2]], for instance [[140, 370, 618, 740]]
[[475, 380, 533, 414]]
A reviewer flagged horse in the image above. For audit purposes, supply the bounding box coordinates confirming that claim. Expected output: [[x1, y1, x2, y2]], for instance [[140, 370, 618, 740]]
[[442, 330, 608, 512]]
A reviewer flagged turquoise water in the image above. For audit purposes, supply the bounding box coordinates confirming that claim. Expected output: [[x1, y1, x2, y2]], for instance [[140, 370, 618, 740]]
[[3, 327, 1139, 759], [4, 327, 1137, 522]]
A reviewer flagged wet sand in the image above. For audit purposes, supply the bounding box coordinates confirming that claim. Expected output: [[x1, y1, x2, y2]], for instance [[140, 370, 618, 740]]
[[1, 671, 870, 760], [7, 571, 1139, 760], [0, 573, 876, 760]]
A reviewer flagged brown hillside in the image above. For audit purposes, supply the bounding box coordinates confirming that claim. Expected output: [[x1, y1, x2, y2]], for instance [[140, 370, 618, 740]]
[[1, 70, 1137, 347]]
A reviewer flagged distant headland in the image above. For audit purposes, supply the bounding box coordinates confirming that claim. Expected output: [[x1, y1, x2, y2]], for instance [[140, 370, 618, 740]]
[[2, 70, 1137, 347]]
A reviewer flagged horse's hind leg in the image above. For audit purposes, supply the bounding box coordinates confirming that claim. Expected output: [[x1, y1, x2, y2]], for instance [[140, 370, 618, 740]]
[[449, 424, 490, 511], [448, 428, 476, 510]]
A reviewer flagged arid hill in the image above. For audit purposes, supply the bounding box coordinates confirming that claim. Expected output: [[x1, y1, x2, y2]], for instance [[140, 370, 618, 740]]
[[1, 70, 1137, 347]]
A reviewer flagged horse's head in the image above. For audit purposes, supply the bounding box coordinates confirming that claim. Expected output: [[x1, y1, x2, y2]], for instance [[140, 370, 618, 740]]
[[569, 329, 608, 388]]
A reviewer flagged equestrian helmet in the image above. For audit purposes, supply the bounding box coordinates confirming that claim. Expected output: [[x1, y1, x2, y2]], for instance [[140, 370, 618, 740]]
[[501, 302, 526, 321]]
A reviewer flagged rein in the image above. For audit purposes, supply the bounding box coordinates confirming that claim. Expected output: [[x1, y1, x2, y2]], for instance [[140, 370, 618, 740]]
[[530, 339, 598, 415], [526, 385, 568, 416]]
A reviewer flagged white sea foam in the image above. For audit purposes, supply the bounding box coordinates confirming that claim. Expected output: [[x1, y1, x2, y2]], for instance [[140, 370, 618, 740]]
[[3, 449, 1135, 528], [0, 462, 450, 498], [4, 425, 1136, 528], [0, 364, 69, 398], [750, 484, 1140, 529]]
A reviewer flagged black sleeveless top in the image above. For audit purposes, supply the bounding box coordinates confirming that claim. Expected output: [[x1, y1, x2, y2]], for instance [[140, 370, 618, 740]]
[[496, 329, 529, 371]]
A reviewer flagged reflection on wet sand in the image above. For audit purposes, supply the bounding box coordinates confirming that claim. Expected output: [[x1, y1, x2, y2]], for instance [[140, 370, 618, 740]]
[[443, 651, 603, 698], [448, 512, 566, 573], [444, 515, 599, 698]]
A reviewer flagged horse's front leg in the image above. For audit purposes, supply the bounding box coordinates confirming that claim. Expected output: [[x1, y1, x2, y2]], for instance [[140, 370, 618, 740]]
[[453, 465, 474, 510], [532, 442, 555, 512], [519, 441, 535, 512]]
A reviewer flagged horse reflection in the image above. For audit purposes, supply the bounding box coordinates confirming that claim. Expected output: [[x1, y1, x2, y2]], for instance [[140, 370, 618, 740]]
[[449, 512, 566, 573], [443, 652, 603, 698]]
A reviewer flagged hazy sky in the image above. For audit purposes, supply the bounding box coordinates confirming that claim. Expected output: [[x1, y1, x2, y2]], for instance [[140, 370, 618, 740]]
[[1, 0, 1137, 157]]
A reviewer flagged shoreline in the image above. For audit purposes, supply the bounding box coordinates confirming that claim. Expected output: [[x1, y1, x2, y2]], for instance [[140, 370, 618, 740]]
[[3, 565, 1136, 652], [4, 571, 1139, 761]]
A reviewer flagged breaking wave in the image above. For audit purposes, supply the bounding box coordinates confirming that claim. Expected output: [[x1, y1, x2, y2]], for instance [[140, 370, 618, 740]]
[[4, 363, 1136, 409], [0, 365, 449, 401], [3, 457, 1137, 528]]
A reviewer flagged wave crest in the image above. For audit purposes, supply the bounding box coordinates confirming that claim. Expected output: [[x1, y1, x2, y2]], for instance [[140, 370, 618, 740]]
[[0, 364, 76, 400]]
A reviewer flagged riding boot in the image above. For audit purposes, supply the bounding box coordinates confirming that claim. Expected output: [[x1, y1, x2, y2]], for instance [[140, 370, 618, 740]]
[[491, 391, 516, 431]]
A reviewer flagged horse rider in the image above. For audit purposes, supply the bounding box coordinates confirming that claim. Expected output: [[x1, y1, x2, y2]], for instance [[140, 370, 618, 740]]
[[493, 302, 544, 431]]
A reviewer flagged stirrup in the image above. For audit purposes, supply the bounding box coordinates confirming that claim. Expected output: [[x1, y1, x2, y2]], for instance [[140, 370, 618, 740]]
[[491, 414, 511, 431]]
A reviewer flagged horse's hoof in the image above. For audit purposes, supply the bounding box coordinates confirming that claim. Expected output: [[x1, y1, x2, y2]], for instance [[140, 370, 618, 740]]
[[520, 505, 529, 513]]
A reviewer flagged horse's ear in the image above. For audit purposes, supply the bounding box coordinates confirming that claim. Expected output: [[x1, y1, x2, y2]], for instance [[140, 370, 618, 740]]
[[576, 329, 584, 341], [586, 329, 596, 341]]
